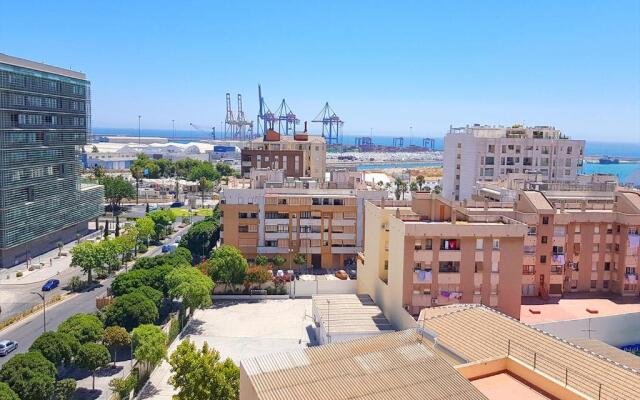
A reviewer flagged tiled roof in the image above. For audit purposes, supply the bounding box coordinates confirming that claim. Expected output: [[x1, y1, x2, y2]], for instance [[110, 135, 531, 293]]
[[522, 191, 554, 212], [312, 294, 394, 334], [419, 305, 640, 400], [241, 329, 488, 400]]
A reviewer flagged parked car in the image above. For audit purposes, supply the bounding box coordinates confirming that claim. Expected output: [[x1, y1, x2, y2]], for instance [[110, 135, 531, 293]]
[[162, 243, 179, 253], [174, 235, 182, 243], [170, 201, 184, 208], [42, 279, 60, 291], [0, 340, 18, 356]]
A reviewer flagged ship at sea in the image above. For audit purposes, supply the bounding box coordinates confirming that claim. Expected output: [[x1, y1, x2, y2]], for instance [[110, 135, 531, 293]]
[[599, 156, 620, 164]]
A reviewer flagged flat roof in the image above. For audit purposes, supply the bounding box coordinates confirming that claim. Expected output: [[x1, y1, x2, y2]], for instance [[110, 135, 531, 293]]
[[570, 338, 640, 371], [312, 294, 394, 334], [520, 298, 640, 324], [241, 329, 487, 400], [0, 53, 86, 80], [419, 305, 640, 400], [251, 135, 325, 144]]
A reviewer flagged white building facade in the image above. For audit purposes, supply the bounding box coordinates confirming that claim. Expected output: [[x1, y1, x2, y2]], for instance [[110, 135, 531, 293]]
[[442, 124, 585, 201]]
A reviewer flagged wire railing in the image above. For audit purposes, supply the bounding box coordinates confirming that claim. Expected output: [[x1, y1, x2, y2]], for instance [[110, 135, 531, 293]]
[[507, 339, 611, 400]]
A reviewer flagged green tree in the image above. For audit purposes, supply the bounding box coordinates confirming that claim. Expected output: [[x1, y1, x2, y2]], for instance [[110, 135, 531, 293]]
[[155, 158, 175, 177], [104, 292, 158, 331], [134, 285, 164, 309], [92, 164, 105, 179], [135, 216, 155, 245], [244, 266, 272, 289], [30, 331, 79, 367], [187, 162, 220, 182], [52, 379, 77, 400], [433, 184, 442, 194], [166, 267, 214, 313], [206, 245, 248, 291], [102, 326, 131, 367], [169, 340, 239, 400], [215, 162, 234, 177], [148, 209, 176, 240], [70, 241, 104, 283], [130, 165, 144, 204], [0, 382, 20, 400], [254, 255, 268, 266], [293, 253, 306, 268], [271, 255, 286, 268], [416, 175, 425, 190], [99, 238, 122, 274], [0, 352, 56, 400], [394, 177, 405, 200], [175, 246, 193, 265], [175, 159, 202, 179], [409, 181, 418, 192], [77, 343, 111, 390], [179, 218, 219, 262], [109, 375, 137, 400], [132, 324, 167, 371], [111, 268, 152, 296], [58, 313, 104, 344], [100, 175, 135, 214]]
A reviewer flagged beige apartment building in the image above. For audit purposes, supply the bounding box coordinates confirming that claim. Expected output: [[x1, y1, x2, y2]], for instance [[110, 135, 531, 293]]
[[220, 170, 384, 269], [443, 124, 585, 201], [465, 189, 640, 299], [358, 192, 528, 320], [240, 129, 326, 181]]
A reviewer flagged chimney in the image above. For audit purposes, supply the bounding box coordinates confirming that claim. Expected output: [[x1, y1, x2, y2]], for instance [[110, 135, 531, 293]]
[[395, 207, 401, 219], [451, 207, 457, 224]]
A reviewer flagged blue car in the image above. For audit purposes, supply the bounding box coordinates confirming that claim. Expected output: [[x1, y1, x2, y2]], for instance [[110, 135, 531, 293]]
[[42, 279, 60, 291]]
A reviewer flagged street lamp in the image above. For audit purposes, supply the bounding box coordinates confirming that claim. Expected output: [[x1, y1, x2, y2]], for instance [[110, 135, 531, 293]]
[[138, 115, 142, 144], [31, 291, 46, 332], [172, 119, 175, 140]]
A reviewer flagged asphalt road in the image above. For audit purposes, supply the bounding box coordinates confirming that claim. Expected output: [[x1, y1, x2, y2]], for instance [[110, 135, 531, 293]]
[[0, 223, 191, 367]]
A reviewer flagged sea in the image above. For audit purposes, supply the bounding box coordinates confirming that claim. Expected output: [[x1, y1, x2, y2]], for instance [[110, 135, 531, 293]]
[[92, 128, 640, 184]]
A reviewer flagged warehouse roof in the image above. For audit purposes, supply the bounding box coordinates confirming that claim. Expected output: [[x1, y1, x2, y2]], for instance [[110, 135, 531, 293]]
[[241, 329, 487, 400], [312, 294, 394, 335], [419, 304, 640, 400]]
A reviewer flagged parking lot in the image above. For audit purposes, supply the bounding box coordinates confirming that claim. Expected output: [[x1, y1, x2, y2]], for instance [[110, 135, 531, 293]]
[[140, 299, 314, 399]]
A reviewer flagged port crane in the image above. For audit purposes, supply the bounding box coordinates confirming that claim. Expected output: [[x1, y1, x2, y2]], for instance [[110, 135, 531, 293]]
[[312, 102, 343, 144], [256, 85, 277, 134], [189, 123, 216, 140], [275, 99, 299, 135]]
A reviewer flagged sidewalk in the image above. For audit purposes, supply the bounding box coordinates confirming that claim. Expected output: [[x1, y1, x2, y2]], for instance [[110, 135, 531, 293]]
[[0, 230, 102, 285]]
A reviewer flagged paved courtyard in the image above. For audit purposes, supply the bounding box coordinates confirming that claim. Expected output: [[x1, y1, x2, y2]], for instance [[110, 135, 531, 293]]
[[139, 299, 314, 399]]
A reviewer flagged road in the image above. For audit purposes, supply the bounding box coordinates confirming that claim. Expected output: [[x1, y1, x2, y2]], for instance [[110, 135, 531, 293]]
[[0, 223, 192, 367]]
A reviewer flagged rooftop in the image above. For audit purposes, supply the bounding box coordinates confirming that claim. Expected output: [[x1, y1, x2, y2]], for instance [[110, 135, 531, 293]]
[[241, 329, 487, 400], [0, 53, 86, 80], [419, 305, 640, 399], [312, 294, 394, 335]]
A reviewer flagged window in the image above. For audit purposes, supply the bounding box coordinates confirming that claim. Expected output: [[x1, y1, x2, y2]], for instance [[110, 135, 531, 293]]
[[594, 225, 600, 234], [552, 246, 564, 255], [542, 216, 549, 225], [527, 226, 537, 236], [492, 239, 500, 250], [475, 262, 483, 273], [553, 226, 566, 237], [604, 262, 611, 271], [475, 239, 483, 250], [440, 239, 459, 250], [485, 156, 494, 165], [540, 255, 547, 264], [541, 236, 548, 244], [238, 225, 249, 233], [24, 186, 35, 202], [488, 145, 495, 153], [439, 262, 460, 273], [603, 280, 609, 289], [593, 243, 599, 253], [574, 224, 581, 234], [523, 265, 535, 275], [590, 280, 597, 289], [424, 239, 432, 250], [491, 260, 499, 272]]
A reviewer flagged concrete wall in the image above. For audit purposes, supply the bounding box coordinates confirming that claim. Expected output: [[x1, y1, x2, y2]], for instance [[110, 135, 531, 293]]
[[533, 312, 640, 348], [290, 279, 357, 298]]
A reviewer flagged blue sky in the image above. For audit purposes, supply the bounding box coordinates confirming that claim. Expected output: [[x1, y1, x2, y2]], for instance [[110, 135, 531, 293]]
[[1, 0, 639, 142]]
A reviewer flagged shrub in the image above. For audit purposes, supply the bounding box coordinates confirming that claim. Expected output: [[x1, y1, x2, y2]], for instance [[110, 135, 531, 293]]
[[52, 379, 76, 400], [138, 243, 148, 254], [16, 271, 23, 277]]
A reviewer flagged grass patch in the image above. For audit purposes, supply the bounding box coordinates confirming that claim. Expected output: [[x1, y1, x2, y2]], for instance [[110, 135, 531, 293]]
[[171, 208, 213, 217], [0, 294, 65, 332]]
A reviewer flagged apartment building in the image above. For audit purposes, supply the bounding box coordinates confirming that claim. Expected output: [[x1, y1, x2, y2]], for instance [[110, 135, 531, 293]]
[[358, 192, 527, 320], [220, 170, 384, 269], [465, 189, 640, 298], [240, 129, 326, 181], [0, 54, 103, 267], [442, 124, 585, 201]]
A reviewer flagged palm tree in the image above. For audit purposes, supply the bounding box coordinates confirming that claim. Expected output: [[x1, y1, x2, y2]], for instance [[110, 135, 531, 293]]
[[433, 185, 442, 194], [130, 166, 144, 205], [394, 178, 404, 200], [416, 175, 425, 190], [199, 177, 212, 207]]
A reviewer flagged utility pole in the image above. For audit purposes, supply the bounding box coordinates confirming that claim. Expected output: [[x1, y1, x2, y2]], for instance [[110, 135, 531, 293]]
[[31, 291, 46, 332], [172, 119, 175, 140], [138, 115, 142, 144]]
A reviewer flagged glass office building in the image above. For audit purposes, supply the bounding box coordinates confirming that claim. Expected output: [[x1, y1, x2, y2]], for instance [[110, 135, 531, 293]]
[[0, 54, 103, 267]]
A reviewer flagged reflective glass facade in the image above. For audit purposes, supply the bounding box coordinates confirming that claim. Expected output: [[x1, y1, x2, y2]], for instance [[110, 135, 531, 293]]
[[0, 54, 103, 266]]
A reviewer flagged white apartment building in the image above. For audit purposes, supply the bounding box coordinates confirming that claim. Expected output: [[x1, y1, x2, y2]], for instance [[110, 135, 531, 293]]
[[442, 124, 585, 201]]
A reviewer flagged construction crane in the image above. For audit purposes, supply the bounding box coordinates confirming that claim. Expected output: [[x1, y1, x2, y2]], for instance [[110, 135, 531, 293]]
[[224, 93, 237, 138], [256, 85, 277, 135], [235, 94, 254, 140], [189, 123, 216, 140], [274, 99, 299, 135], [312, 102, 343, 145]]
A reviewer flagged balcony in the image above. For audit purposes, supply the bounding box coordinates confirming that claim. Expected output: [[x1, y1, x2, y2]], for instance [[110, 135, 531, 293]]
[[624, 273, 638, 284], [413, 270, 432, 284], [264, 232, 289, 240]]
